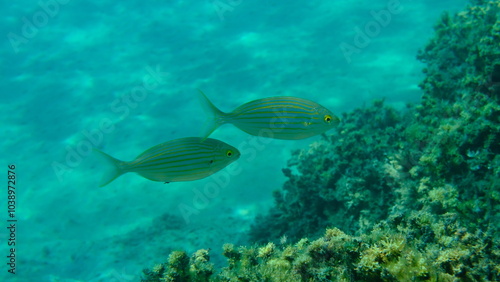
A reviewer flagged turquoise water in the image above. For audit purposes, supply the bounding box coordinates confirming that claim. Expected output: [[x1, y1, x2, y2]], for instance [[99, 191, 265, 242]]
[[1, 0, 472, 280]]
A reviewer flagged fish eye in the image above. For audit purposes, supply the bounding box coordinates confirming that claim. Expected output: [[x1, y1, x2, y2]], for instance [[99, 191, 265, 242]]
[[324, 115, 332, 123], [226, 150, 233, 157]]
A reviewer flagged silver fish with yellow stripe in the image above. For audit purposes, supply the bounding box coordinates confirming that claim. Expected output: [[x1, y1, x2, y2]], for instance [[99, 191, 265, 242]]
[[199, 91, 340, 140], [94, 137, 240, 187]]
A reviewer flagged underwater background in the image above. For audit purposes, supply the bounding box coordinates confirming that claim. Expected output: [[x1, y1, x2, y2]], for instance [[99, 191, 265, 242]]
[[2, 0, 499, 281]]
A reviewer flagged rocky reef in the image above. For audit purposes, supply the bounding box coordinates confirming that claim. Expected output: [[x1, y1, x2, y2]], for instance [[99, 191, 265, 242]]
[[141, 0, 500, 280]]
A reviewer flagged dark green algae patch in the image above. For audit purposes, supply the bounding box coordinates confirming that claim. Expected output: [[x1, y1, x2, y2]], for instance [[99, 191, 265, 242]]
[[142, 1, 500, 281]]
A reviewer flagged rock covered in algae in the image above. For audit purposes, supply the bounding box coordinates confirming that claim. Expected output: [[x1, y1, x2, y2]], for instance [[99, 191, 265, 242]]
[[249, 0, 500, 265], [141, 226, 499, 281]]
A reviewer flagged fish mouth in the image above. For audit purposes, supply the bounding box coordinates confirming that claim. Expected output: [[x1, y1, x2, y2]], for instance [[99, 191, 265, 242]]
[[331, 115, 341, 124]]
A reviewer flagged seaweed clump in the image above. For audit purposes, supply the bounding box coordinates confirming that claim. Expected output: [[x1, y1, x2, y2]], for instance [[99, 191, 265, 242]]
[[142, 1, 500, 281], [142, 226, 499, 281], [142, 249, 214, 282]]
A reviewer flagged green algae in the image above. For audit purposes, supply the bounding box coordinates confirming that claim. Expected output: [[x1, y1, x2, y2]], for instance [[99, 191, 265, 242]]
[[141, 1, 500, 281], [141, 226, 499, 281]]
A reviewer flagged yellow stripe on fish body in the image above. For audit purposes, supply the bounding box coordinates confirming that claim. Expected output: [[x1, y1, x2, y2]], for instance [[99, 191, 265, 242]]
[[199, 91, 340, 140], [93, 137, 240, 187]]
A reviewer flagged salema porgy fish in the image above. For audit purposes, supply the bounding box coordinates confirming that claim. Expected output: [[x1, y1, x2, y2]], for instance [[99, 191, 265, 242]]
[[94, 137, 240, 187], [199, 91, 340, 140]]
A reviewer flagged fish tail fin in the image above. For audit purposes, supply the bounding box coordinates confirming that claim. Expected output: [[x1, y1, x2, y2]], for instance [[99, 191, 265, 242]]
[[197, 89, 226, 139], [93, 149, 126, 187]]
